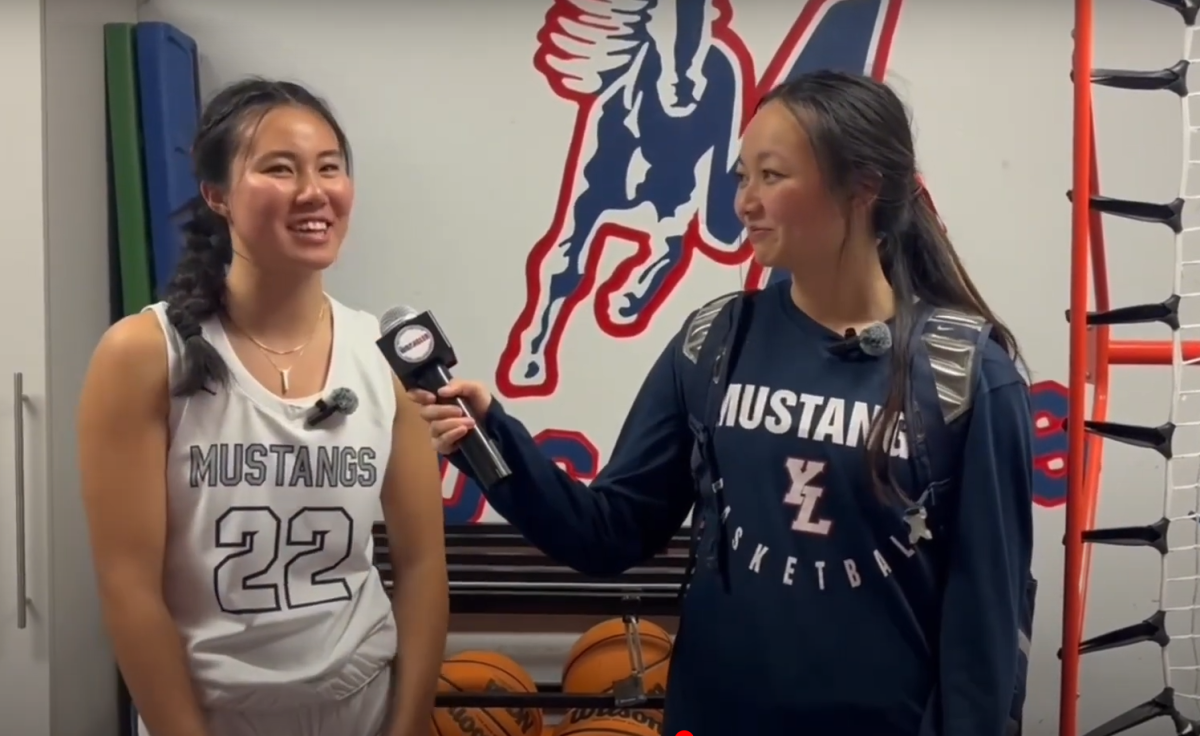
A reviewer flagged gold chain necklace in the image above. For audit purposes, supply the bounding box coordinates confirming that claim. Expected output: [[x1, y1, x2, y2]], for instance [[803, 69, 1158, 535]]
[[229, 300, 327, 395]]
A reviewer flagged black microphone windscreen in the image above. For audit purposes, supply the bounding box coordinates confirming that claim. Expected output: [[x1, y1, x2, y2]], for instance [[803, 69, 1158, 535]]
[[859, 322, 892, 357]]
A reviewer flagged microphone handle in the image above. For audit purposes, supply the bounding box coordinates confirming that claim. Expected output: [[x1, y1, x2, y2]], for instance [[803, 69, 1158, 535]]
[[305, 403, 336, 428], [827, 334, 862, 358], [424, 364, 512, 490]]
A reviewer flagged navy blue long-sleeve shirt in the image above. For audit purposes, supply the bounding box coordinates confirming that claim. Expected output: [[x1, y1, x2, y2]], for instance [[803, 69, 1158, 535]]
[[453, 281, 1034, 736]]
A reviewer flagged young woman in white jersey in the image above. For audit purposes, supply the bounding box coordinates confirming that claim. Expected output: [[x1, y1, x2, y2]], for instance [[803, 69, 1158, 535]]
[[77, 78, 448, 736]]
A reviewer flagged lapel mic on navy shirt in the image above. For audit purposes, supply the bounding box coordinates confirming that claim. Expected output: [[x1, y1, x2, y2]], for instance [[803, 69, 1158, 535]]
[[306, 387, 359, 428], [828, 322, 892, 360]]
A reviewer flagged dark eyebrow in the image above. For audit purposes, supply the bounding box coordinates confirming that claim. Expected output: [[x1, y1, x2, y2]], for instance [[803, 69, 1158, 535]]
[[734, 150, 783, 167], [257, 149, 343, 160]]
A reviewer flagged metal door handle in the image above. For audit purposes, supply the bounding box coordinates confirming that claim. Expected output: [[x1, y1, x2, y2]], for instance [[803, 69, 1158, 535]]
[[14, 372, 26, 630]]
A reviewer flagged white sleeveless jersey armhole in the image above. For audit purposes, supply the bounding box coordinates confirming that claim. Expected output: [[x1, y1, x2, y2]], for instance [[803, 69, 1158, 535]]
[[142, 303, 189, 438], [140, 299, 398, 713]]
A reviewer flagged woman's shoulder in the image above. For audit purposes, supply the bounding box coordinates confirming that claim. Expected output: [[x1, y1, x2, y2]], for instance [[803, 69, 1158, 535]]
[[85, 310, 171, 401], [976, 333, 1027, 395], [95, 311, 170, 365], [915, 304, 1026, 395]]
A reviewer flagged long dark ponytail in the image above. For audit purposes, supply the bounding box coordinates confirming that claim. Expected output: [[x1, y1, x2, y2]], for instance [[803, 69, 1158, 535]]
[[762, 71, 1021, 502], [163, 77, 352, 396]]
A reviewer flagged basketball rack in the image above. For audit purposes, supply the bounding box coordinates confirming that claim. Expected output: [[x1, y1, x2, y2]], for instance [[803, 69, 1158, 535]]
[[373, 522, 690, 710]]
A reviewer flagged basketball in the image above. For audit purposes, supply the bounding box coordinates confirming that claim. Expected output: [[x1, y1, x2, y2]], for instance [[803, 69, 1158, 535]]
[[553, 707, 663, 735], [562, 619, 672, 695], [433, 651, 543, 736]]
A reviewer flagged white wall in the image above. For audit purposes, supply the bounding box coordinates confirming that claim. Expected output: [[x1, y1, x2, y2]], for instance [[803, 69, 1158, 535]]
[[132, 0, 1199, 734], [43, 0, 139, 732]]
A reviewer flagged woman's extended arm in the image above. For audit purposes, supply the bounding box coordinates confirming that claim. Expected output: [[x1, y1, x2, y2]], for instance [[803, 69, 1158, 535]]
[[429, 326, 697, 577], [937, 375, 1035, 736], [379, 379, 450, 736], [77, 314, 211, 736]]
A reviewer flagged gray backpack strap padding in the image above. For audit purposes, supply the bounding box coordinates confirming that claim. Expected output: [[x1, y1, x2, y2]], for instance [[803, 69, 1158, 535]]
[[681, 291, 742, 365], [678, 290, 748, 596], [921, 307, 993, 424]]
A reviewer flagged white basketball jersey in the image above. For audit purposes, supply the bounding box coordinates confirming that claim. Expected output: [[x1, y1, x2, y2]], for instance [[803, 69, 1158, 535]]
[[144, 298, 397, 712]]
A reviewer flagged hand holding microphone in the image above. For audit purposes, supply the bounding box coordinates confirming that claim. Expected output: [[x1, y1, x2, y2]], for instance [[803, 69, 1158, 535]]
[[376, 305, 512, 489], [407, 380, 492, 455]]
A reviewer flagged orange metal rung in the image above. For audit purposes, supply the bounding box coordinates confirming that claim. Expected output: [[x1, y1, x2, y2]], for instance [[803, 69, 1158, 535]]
[[1108, 340, 1200, 365]]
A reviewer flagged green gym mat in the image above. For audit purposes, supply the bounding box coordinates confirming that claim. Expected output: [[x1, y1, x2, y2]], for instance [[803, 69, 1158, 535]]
[[104, 23, 154, 317]]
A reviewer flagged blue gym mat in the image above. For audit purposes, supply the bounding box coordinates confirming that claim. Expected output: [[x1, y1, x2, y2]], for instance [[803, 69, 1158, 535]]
[[135, 21, 201, 295], [121, 28, 203, 731]]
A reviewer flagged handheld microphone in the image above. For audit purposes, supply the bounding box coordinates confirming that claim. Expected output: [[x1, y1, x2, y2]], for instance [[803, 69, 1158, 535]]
[[306, 387, 359, 428], [828, 322, 892, 360], [375, 305, 512, 490]]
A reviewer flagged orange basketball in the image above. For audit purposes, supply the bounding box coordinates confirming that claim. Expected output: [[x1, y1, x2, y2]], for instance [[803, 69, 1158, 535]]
[[553, 707, 663, 736], [562, 619, 672, 695], [432, 651, 543, 736]]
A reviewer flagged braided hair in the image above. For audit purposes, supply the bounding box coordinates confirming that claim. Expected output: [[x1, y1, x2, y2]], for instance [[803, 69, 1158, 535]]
[[163, 77, 352, 397]]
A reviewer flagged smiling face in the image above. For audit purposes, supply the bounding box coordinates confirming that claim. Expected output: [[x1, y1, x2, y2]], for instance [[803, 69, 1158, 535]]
[[733, 99, 853, 271], [202, 104, 354, 273]]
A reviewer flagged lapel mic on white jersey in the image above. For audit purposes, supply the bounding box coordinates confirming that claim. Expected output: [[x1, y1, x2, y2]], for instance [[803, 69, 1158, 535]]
[[306, 387, 359, 428], [828, 322, 892, 360], [375, 305, 512, 490]]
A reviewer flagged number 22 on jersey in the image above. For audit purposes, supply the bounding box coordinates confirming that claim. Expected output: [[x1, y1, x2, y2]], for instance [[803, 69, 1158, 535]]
[[213, 506, 357, 614]]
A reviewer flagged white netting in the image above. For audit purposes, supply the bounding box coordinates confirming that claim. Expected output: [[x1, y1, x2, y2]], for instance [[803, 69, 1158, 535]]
[[1159, 21, 1200, 730]]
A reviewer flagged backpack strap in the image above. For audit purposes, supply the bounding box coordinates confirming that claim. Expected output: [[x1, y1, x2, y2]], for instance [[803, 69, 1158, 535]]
[[680, 291, 743, 366], [904, 306, 993, 524], [678, 291, 753, 595], [904, 306, 1035, 736]]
